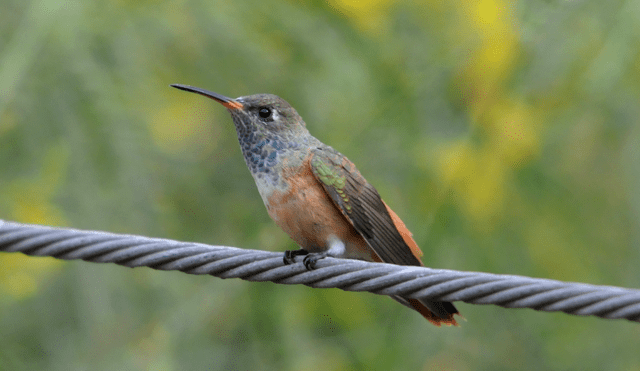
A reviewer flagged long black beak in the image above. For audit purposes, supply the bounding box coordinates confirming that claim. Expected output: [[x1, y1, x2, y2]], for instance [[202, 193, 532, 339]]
[[170, 84, 243, 109]]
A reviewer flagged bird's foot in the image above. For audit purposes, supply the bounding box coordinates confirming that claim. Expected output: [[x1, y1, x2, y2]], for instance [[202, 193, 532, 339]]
[[283, 249, 309, 265], [283, 249, 328, 270], [302, 252, 328, 270]]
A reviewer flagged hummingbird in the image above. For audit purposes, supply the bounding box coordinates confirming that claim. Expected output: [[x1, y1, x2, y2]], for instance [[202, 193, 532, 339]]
[[171, 84, 460, 326]]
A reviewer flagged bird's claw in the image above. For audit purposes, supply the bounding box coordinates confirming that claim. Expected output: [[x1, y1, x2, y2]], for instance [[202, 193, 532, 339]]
[[283, 249, 309, 265], [302, 253, 327, 270], [283, 249, 326, 270]]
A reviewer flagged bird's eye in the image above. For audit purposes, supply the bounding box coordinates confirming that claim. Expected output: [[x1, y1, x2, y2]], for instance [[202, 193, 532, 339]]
[[258, 107, 272, 119]]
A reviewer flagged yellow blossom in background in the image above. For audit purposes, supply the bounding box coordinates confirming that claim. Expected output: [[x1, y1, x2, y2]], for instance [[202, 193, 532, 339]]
[[470, 0, 511, 35], [436, 141, 507, 228], [0, 254, 61, 299], [0, 144, 67, 299], [326, 0, 392, 35], [484, 98, 542, 167], [434, 0, 542, 229], [10, 182, 67, 226], [7, 143, 68, 225], [435, 98, 541, 227], [455, 0, 520, 115]]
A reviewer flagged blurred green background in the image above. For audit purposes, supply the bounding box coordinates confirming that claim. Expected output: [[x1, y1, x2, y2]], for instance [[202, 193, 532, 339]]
[[1, 0, 639, 369]]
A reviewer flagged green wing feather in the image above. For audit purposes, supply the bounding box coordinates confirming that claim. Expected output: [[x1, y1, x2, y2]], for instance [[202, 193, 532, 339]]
[[310, 146, 422, 266]]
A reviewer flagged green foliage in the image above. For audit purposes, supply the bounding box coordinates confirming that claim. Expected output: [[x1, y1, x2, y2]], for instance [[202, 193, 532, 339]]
[[1, 0, 639, 369]]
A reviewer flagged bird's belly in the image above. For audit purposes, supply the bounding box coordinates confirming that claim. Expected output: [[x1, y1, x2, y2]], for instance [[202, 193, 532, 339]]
[[265, 168, 374, 261]]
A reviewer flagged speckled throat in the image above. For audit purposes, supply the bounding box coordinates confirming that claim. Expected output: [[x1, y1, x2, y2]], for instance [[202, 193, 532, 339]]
[[227, 105, 321, 189]]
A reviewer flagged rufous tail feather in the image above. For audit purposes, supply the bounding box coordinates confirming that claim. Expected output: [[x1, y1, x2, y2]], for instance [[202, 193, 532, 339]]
[[407, 298, 460, 327]]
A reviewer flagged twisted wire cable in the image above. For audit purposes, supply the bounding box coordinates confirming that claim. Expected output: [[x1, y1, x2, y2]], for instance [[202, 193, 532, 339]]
[[1, 220, 639, 323]]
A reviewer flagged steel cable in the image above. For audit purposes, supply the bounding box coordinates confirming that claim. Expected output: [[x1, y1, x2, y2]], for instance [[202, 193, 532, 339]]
[[1, 220, 638, 323]]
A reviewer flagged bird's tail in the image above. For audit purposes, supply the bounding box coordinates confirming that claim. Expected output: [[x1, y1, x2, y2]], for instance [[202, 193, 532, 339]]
[[391, 296, 460, 326]]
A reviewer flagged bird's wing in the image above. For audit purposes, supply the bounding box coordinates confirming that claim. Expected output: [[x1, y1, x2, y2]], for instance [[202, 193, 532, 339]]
[[309, 147, 422, 266], [310, 147, 460, 325]]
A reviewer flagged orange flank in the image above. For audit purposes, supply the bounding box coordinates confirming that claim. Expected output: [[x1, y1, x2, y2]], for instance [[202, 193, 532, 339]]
[[265, 157, 379, 262]]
